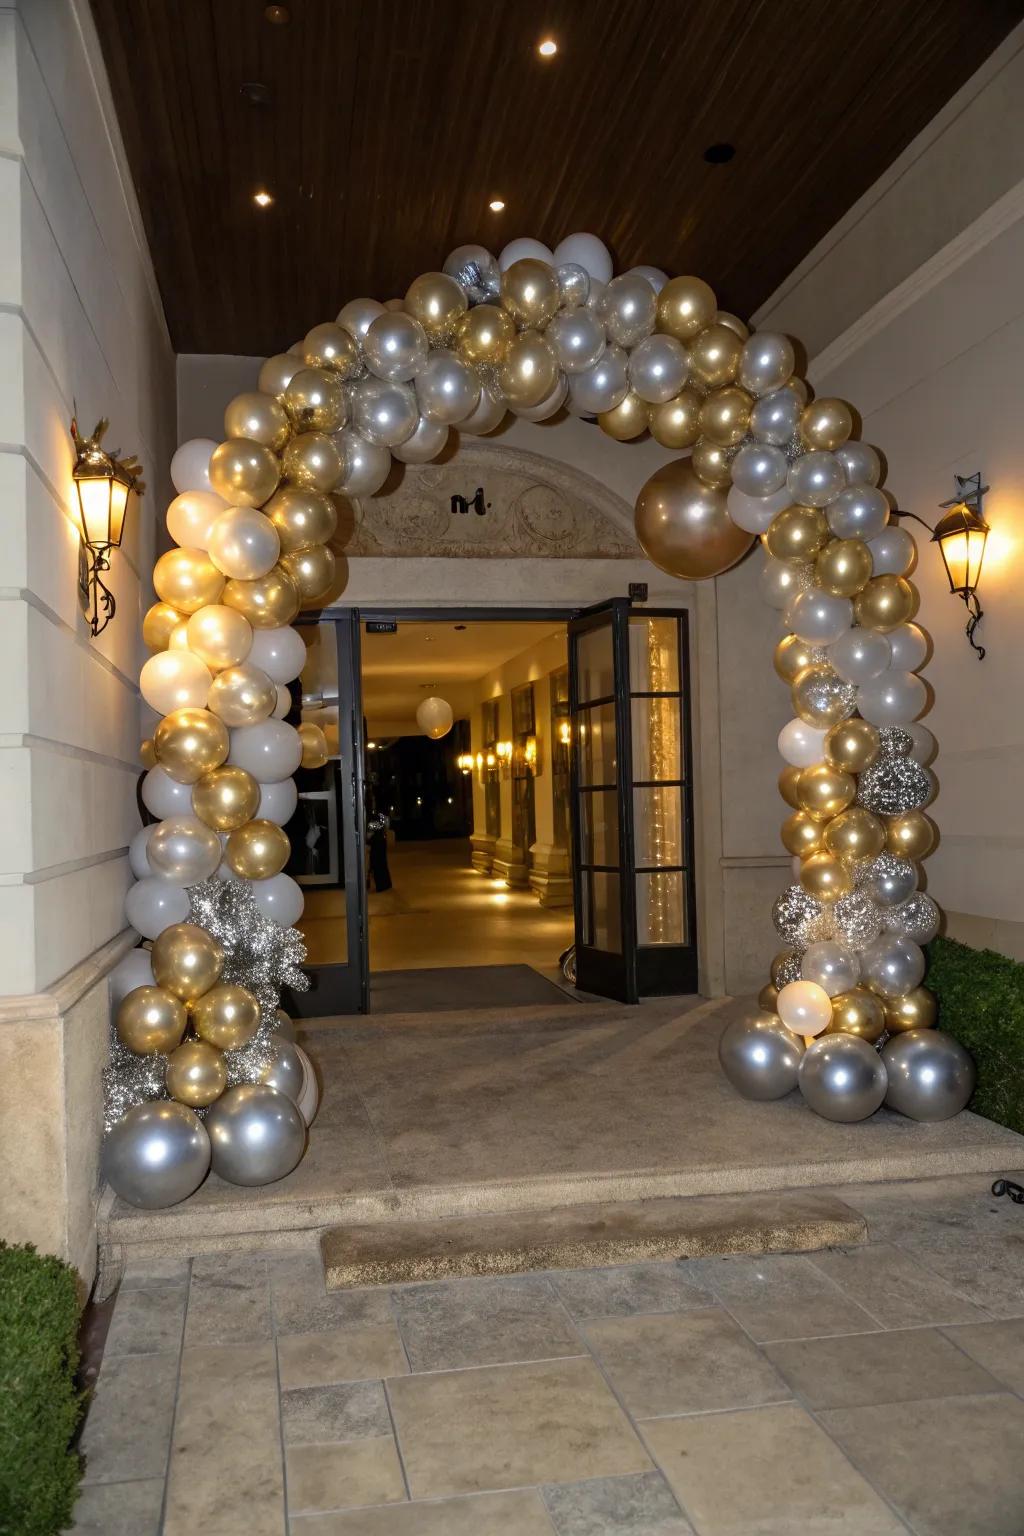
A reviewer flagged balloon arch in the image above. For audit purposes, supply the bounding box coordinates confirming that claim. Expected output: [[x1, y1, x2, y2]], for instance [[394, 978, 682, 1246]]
[[103, 231, 975, 1209]]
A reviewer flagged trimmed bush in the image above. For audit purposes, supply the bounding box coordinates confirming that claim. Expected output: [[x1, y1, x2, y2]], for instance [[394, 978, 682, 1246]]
[[0, 1242, 84, 1536], [927, 934, 1024, 1136]]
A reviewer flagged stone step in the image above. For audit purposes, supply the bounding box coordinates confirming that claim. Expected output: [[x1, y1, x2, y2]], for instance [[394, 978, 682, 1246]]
[[320, 1188, 866, 1289]]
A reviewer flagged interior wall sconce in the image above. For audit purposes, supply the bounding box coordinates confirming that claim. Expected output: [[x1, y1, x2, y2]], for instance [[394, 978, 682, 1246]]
[[524, 734, 540, 775], [70, 415, 143, 638], [456, 752, 474, 775], [495, 740, 513, 778], [557, 719, 571, 748], [898, 472, 990, 660]]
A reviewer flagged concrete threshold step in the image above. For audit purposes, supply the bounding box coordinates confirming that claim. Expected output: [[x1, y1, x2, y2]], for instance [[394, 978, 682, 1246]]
[[320, 1188, 866, 1289]]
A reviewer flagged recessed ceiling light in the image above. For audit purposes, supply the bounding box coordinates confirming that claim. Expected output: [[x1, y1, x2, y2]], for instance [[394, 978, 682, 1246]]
[[538, 37, 558, 57], [253, 190, 274, 207], [489, 198, 506, 212], [265, 4, 290, 22], [703, 142, 736, 164]]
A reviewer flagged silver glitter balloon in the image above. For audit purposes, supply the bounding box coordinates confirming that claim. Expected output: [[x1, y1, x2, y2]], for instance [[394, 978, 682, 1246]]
[[103, 1101, 211, 1208], [882, 1031, 976, 1121], [854, 851, 918, 908], [793, 667, 857, 726], [102, 1032, 168, 1133], [206, 1083, 306, 1186], [773, 950, 805, 989], [773, 885, 830, 945], [878, 726, 915, 758], [799, 1035, 888, 1122], [442, 243, 501, 306], [555, 261, 590, 310], [884, 891, 941, 944], [856, 754, 934, 816], [832, 890, 884, 948], [719, 1009, 805, 1100]]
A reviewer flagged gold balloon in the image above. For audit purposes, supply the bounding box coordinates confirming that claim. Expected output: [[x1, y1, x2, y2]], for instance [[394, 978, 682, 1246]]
[[190, 982, 260, 1050], [207, 663, 278, 727], [223, 391, 290, 451], [599, 391, 649, 441], [792, 663, 855, 728], [500, 258, 560, 328], [884, 987, 938, 1033], [771, 950, 800, 987], [634, 458, 752, 581], [815, 537, 872, 597], [778, 765, 803, 809], [797, 763, 856, 821], [781, 810, 825, 857], [222, 567, 301, 628], [774, 634, 822, 685], [208, 437, 280, 508], [764, 506, 829, 564], [688, 323, 742, 389], [854, 575, 915, 632], [192, 764, 260, 831], [455, 303, 516, 367], [656, 275, 717, 340], [143, 601, 186, 652], [800, 850, 853, 902], [698, 386, 752, 447], [154, 707, 230, 784], [140, 738, 157, 769], [649, 389, 703, 449], [278, 545, 336, 604], [151, 922, 224, 1003], [825, 718, 880, 774], [826, 988, 885, 1043], [303, 321, 360, 378], [225, 818, 291, 880], [800, 398, 853, 451], [265, 488, 337, 553], [166, 1038, 228, 1107], [498, 331, 560, 408], [282, 431, 342, 493], [823, 806, 886, 863], [886, 810, 936, 860], [298, 721, 329, 769], [284, 367, 347, 433], [690, 439, 732, 489], [758, 982, 779, 1012], [116, 985, 187, 1055], [405, 271, 468, 339], [153, 548, 225, 615]]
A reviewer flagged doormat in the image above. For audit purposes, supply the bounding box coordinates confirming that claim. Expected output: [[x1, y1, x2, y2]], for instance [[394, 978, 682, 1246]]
[[371, 964, 577, 1013]]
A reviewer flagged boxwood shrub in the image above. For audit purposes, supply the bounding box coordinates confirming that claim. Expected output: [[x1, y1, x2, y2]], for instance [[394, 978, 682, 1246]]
[[927, 934, 1024, 1136]]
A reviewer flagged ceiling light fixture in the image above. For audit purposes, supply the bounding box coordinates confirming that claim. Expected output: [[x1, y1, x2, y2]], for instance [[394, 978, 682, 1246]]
[[489, 198, 506, 212], [538, 38, 558, 57], [264, 5, 290, 23], [254, 189, 274, 208]]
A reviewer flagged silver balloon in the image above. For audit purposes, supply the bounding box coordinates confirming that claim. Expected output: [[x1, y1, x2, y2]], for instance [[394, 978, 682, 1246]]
[[835, 441, 881, 486], [856, 670, 927, 728], [787, 451, 845, 507], [556, 261, 590, 309], [856, 851, 918, 908], [392, 416, 449, 463], [352, 377, 419, 446], [801, 941, 860, 996], [103, 1101, 210, 1208], [906, 722, 937, 766], [884, 891, 941, 943], [799, 1035, 887, 1122], [882, 1031, 975, 1121], [273, 1007, 296, 1041], [206, 1083, 306, 1186], [600, 273, 657, 347], [828, 629, 891, 685], [718, 1009, 804, 1100], [731, 444, 788, 497], [627, 333, 689, 403], [415, 349, 481, 424], [147, 816, 223, 887], [859, 933, 925, 999], [827, 484, 890, 540], [867, 526, 915, 576], [336, 296, 385, 340], [458, 388, 508, 436], [333, 427, 391, 495], [750, 387, 802, 445], [547, 310, 607, 374], [885, 623, 928, 671], [259, 1038, 305, 1104], [727, 484, 793, 535], [759, 555, 812, 609], [737, 333, 795, 395], [787, 587, 853, 646], [442, 243, 501, 305], [363, 312, 429, 381], [567, 345, 629, 416]]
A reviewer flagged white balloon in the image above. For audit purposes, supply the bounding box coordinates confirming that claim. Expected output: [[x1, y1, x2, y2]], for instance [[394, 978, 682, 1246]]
[[750, 388, 802, 445], [801, 941, 860, 997], [788, 452, 845, 507], [147, 816, 223, 886], [513, 375, 568, 422], [886, 623, 929, 672], [332, 428, 392, 496], [547, 310, 607, 375], [905, 722, 937, 765], [392, 417, 449, 463], [835, 441, 881, 487], [108, 947, 155, 1011], [170, 439, 216, 495], [229, 719, 303, 781], [856, 670, 927, 727], [166, 490, 225, 550], [141, 766, 195, 821], [353, 377, 419, 447], [728, 485, 792, 536], [294, 1043, 319, 1127], [257, 778, 299, 825], [415, 350, 480, 426], [272, 684, 291, 719], [363, 312, 429, 382], [867, 526, 915, 576], [336, 296, 385, 340], [787, 587, 853, 646], [251, 872, 305, 926], [552, 233, 613, 284], [498, 237, 554, 271], [416, 696, 454, 739], [731, 444, 789, 497], [124, 877, 190, 940], [207, 507, 281, 580], [129, 826, 154, 880], [827, 485, 890, 540], [828, 628, 891, 685], [242, 629, 304, 691], [778, 718, 828, 768], [627, 264, 669, 294], [140, 651, 212, 714], [777, 979, 832, 1036], [627, 333, 689, 403], [458, 390, 507, 436], [567, 345, 629, 416], [759, 557, 808, 610]]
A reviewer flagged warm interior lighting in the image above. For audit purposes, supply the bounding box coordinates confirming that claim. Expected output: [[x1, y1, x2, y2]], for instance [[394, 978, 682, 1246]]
[[489, 198, 506, 212], [558, 720, 571, 747], [366, 741, 377, 750], [70, 415, 142, 638], [524, 735, 538, 770], [538, 37, 558, 56], [254, 190, 274, 207]]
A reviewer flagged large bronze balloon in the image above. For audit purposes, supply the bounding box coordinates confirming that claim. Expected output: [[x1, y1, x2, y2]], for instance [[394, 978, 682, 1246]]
[[222, 567, 301, 628], [207, 663, 278, 727], [797, 763, 856, 821], [284, 368, 347, 433], [854, 575, 915, 632], [774, 635, 821, 685], [225, 819, 291, 880], [154, 707, 230, 784], [405, 271, 468, 339], [191, 982, 260, 1050], [649, 390, 702, 449], [884, 986, 937, 1032], [690, 439, 732, 489], [778, 765, 803, 809], [885, 810, 936, 860], [599, 392, 648, 441], [498, 331, 560, 408], [265, 488, 337, 554], [223, 391, 290, 451], [278, 546, 336, 604], [781, 811, 824, 857], [698, 386, 752, 447], [192, 764, 261, 831], [151, 922, 224, 1003], [825, 987, 885, 1043], [166, 1038, 227, 1107], [800, 398, 853, 452], [634, 459, 752, 581], [823, 807, 885, 863], [816, 538, 872, 597], [298, 722, 329, 769], [303, 321, 361, 377], [764, 506, 829, 564], [116, 985, 187, 1055], [825, 718, 880, 774], [688, 324, 743, 389], [209, 438, 280, 507], [282, 431, 342, 493], [656, 276, 717, 340], [800, 850, 853, 902], [143, 601, 186, 652], [455, 304, 516, 367], [153, 548, 225, 615], [500, 258, 560, 328]]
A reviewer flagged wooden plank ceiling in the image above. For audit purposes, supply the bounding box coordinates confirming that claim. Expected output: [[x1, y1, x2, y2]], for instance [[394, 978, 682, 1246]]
[[91, 0, 1023, 357]]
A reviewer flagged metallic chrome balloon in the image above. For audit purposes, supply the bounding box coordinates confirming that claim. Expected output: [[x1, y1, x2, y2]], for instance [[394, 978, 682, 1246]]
[[282, 431, 343, 492], [147, 815, 223, 886], [801, 941, 860, 997], [443, 243, 501, 305], [634, 458, 753, 581], [730, 444, 788, 497], [787, 452, 845, 507], [547, 310, 607, 374], [649, 389, 703, 449], [737, 332, 795, 395], [223, 390, 290, 451], [336, 295, 385, 339], [283, 367, 348, 433], [856, 670, 927, 728], [568, 345, 630, 416], [353, 376, 419, 446], [855, 852, 917, 908], [102, 1101, 211, 1209], [828, 629, 891, 685], [698, 385, 752, 446], [798, 1035, 887, 1122], [363, 312, 429, 382], [260, 1038, 305, 1103], [555, 261, 590, 309], [207, 663, 277, 728], [392, 415, 448, 463], [498, 332, 560, 410], [415, 349, 481, 424], [656, 276, 717, 340], [800, 397, 853, 452], [600, 273, 657, 347], [333, 427, 391, 495], [835, 441, 881, 486], [765, 505, 829, 564], [867, 526, 915, 577], [404, 271, 468, 339], [751, 387, 802, 444], [208, 438, 280, 508], [859, 933, 925, 999], [882, 1031, 976, 1121], [827, 485, 890, 541], [884, 891, 941, 944], [258, 352, 303, 399], [787, 587, 853, 646], [166, 1038, 227, 1108], [206, 1084, 306, 1186], [718, 1009, 804, 1100]]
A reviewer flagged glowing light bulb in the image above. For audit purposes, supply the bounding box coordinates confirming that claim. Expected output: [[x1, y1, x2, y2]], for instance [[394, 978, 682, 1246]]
[[254, 190, 273, 208], [489, 198, 506, 212], [538, 37, 557, 57]]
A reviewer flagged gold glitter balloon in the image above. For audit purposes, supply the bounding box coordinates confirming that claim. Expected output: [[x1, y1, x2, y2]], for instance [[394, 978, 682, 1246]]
[[884, 986, 938, 1032], [116, 985, 187, 1055], [166, 1038, 227, 1108], [791, 664, 856, 729], [191, 982, 260, 1050], [192, 765, 261, 831], [151, 923, 224, 1004], [825, 987, 885, 1043], [825, 719, 880, 774], [154, 707, 230, 784]]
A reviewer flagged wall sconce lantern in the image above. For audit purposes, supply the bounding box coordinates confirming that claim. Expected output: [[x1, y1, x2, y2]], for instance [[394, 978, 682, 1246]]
[[70, 416, 143, 638], [456, 752, 474, 775], [495, 740, 513, 778], [898, 472, 989, 660]]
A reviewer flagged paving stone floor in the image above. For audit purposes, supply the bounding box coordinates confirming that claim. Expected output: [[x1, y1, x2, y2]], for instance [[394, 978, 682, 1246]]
[[75, 1172, 1024, 1535]]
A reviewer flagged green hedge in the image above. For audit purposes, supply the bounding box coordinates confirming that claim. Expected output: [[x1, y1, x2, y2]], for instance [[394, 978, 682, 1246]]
[[0, 1243, 84, 1536], [927, 934, 1024, 1136]]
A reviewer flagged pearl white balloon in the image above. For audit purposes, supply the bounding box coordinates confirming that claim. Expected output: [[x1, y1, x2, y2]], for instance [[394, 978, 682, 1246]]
[[547, 311, 607, 374], [353, 377, 418, 447], [245, 625, 307, 685], [392, 417, 449, 463], [258, 352, 303, 396], [124, 877, 190, 940], [567, 345, 629, 416], [627, 333, 689, 403], [458, 390, 507, 436], [513, 375, 568, 422], [185, 606, 253, 671], [207, 507, 281, 580], [333, 428, 391, 496], [727, 484, 793, 535], [415, 350, 480, 425], [828, 628, 891, 684], [170, 439, 216, 495], [257, 778, 299, 825], [229, 719, 303, 781], [251, 872, 305, 926], [731, 444, 788, 497], [363, 312, 429, 381], [737, 333, 795, 395], [759, 557, 808, 609], [886, 623, 929, 672], [835, 441, 881, 486], [555, 262, 590, 309], [788, 452, 845, 507], [906, 722, 937, 765], [140, 651, 212, 714], [336, 296, 385, 340], [147, 816, 223, 886], [416, 696, 454, 739], [498, 237, 554, 271], [827, 484, 890, 540], [627, 264, 669, 294], [787, 587, 853, 646], [141, 765, 195, 820], [585, 279, 607, 315], [272, 684, 291, 719], [777, 979, 832, 1036], [552, 232, 613, 284], [295, 1043, 319, 1126], [778, 718, 828, 768], [856, 670, 927, 727], [600, 273, 657, 347], [129, 826, 153, 880], [750, 388, 802, 445], [109, 947, 155, 1011], [166, 490, 225, 550], [801, 941, 860, 997], [867, 526, 915, 576], [860, 935, 925, 1000]]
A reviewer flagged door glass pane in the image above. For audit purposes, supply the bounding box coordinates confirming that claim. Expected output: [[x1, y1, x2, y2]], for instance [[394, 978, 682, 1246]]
[[631, 696, 681, 782], [580, 789, 619, 867], [629, 616, 680, 693], [578, 703, 617, 786], [576, 622, 615, 702], [291, 623, 346, 967], [633, 786, 685, 867], [636, 870, 686, 945], [582, 870, 622, 952]]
